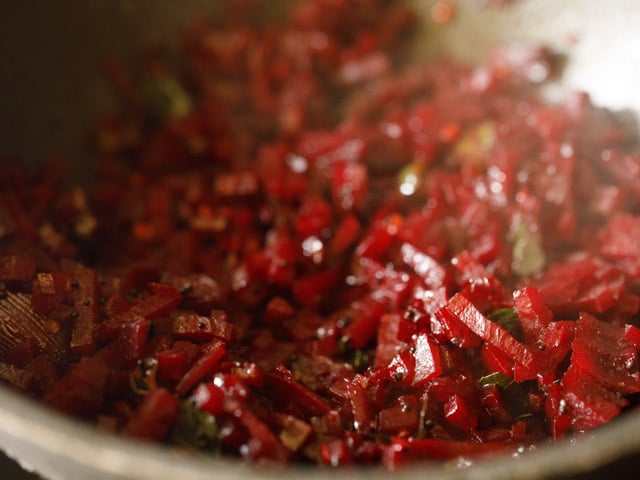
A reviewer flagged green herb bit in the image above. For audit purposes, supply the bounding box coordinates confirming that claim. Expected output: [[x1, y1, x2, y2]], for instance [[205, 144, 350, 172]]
[[172, 401, 220, 454], [478, 372, 514, 390], [141, 74, 193, 122], [478, 372, 529, 417], [397, 161, 425, 196], [351, 349, 371, 373], [337, 336, 351, 355], [417, 395, 431, 439], [508, 220, 546, 277], [129, 358, 158, 395], [488, 308, 524, 341], [448, 121, 497, 169]]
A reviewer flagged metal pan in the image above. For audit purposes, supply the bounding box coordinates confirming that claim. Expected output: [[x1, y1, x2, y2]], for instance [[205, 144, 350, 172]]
[[1, 1, 640, 478]]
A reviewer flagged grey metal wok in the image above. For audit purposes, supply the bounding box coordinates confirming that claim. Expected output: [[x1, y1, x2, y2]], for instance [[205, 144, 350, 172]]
[[1, 1, 640, 479]]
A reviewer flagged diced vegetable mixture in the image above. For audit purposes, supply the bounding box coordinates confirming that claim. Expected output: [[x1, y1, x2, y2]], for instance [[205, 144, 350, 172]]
[[2, 0, 640, 470]]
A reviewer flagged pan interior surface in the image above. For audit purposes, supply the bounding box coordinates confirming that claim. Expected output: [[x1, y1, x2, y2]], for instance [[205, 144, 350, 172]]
[[1, 1, 640, 479], [1, 0, 639, 166]]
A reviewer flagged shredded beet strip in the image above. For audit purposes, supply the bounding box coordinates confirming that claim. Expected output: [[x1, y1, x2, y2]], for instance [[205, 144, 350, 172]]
[[2, 0, 640, 470]]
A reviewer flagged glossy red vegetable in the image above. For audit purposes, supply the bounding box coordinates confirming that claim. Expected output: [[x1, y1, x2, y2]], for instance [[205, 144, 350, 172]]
[[2, 0, 640, 470], [124, 387, 180, 441]]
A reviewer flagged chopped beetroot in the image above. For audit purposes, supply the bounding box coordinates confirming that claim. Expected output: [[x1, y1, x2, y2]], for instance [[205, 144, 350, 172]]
[[329, 214, 361, 256], [512, 286, 552, 346], [99, 283, 180, 339], [383, 348, 417, 387], [346, 377, 374, 433], [374, 313, 405, 368], [320, 438, 353, 467], [432, 302, 481, 348], [265, 364, 331, 417], [480, 384, 511, 425], [124, 387, 180, 441], [164, 273, 222, 312], [445, 293, 534, 368], [119, 263, 160, 296], [444, 393, 478, 432], [571, 265, 625, 314], [355, 213, 404, 260], [294, 195, 333, 239], [599, 213, 640, 279], [411, 333, 442, 386], [530, 258, 627, 316], [43, 356, 108, 418], [213, 171, 259, 199], [208, 309, 234, 342], [481, 343, 514, 378], [31, 272, 72, 315], [263, 231, 297, 288], [0, 193, 37, 241], [561, 364, 627, 432], [156, 349, 189, 382], [624, 324, 640, 350], [356, 258, 415, 310], [544, 382, 571, 439], [400, 242, 448, 289], [175, 340, 226, 396], [0, 253, 36, 282], [104, 294, 130, 317], [192, 382, 226, 416], [451, 251, 506, 310], [264, 296, 295, 324], [524, 320, 575, 384], [377, 394, 419, 434], [68, 266, 99, 356], [229, 361, 264, 387], [292, 267, 342, 308], [3, 0, 640, 470], [331, 161, 368, 212], [115, 316, 149, 367], [569, 313, 640, 394], [275, 414, 312, 452], [232, 402, 290, 462], [172, 312, 215, 342], [340, 295, 386, 349]]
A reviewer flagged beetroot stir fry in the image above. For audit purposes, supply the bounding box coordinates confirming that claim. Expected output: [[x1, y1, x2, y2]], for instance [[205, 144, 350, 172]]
[[3, 0, 640, 470]]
